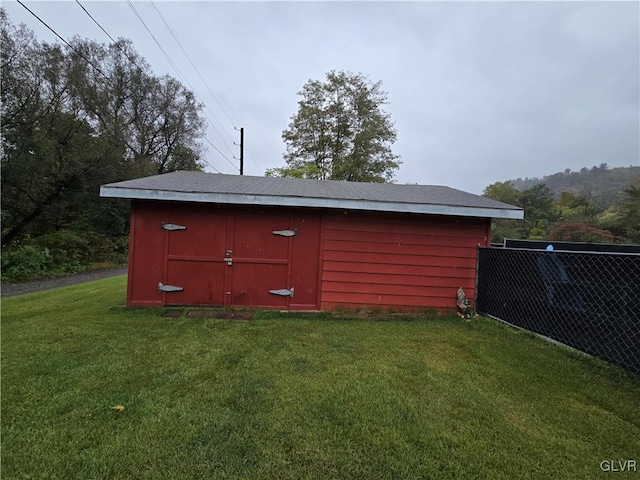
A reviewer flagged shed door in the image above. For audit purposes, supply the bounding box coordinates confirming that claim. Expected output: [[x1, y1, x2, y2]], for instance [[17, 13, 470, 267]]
[[163, 207, 228, 306], [156, 205, 320, 309], [228, 212, 291, 308]]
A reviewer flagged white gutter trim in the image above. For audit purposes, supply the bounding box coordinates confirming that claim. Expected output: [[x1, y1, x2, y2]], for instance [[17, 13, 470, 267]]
[[100, 186, 524, 220]]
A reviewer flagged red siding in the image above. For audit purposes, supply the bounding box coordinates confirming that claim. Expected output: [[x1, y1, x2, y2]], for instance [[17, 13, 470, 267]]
[[127, 200, 165, 306], [127, 201, 488, 312], [320, 212, 489, 312], [289, 213, 322, 310]]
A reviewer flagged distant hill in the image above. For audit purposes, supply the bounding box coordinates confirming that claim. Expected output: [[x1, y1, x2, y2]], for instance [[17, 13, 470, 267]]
[[509, 164, 640, 209]]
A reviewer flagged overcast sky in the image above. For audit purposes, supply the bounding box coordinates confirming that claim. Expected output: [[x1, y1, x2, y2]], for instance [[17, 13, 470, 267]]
[[4, 1, 639, 194]]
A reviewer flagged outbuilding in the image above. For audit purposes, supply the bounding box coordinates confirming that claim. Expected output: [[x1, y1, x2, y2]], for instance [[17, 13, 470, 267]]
[[100, 171, 523, 311]]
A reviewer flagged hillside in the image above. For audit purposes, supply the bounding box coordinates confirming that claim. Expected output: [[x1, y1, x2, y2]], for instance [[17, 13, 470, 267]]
[[510, 164, 640, 209]]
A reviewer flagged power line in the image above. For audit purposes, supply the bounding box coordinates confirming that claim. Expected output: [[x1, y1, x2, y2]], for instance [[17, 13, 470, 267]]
[[147, 0, 265, 176], [148, 0, 239, 155], [21, 0, 237, 175], [75, 0, 149, 75], [244, 146, 261, 176], [75, 0, 117, 44], [149, 1, 238, 134], [124, 0, 239, 172], [201, 158, 221, 174], [16, 0, 114, 86], [73, 0, 227, 175], [147, 1, 260, 176], [203, 137, 239, 171]]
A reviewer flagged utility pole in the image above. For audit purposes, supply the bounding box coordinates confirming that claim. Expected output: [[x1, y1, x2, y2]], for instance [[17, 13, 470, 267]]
[[239, 127, 244, 176]]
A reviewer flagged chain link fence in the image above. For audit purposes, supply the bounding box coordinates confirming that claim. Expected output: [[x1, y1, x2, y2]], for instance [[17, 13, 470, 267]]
[[476, 246, 640, 375]]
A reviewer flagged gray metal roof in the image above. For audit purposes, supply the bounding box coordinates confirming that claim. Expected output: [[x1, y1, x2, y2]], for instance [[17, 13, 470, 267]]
[[100, 170, 524, 219]]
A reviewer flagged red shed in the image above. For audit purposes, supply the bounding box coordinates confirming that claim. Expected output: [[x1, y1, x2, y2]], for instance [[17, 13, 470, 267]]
[[100, 171, 523, 311]]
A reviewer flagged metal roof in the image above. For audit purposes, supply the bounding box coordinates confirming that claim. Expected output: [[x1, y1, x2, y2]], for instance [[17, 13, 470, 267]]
[[100, 170, 524, 219]]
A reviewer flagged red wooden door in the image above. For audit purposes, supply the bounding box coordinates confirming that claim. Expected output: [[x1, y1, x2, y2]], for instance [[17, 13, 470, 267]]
[[149, 204, 321, 309], [162, 205, 228, 305], [227, 212, 292, 308]]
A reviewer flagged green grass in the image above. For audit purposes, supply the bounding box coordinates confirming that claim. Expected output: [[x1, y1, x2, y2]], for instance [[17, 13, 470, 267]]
[[2, 277, 639, 479]]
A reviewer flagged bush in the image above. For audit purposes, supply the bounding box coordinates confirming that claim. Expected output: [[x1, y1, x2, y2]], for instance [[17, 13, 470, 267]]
[[548, 222, 616, 243], [1, 245, 54, 281], [81, 233, 129, 264], [35, 231, 90, 273], [1, 231, 128, 282]]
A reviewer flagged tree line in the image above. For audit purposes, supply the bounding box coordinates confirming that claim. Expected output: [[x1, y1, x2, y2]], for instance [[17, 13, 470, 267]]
[[482, 174, 640, 245], [1, 10, 206, 279]]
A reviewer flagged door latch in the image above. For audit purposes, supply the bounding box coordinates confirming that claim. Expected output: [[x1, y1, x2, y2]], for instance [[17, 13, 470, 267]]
[[225, 258, 233, 266]]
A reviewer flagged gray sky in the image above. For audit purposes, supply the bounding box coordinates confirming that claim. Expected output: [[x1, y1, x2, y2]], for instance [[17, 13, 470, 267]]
[[4, 1, 639, 194]]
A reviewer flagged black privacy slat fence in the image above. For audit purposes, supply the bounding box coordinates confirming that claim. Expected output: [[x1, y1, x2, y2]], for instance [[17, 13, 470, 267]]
[[476, 246, 640, 375]]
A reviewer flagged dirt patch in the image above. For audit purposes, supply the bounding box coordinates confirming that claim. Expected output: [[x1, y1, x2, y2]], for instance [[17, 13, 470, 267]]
[[163, 309, 253, 320], [189, 310, 253, 320]]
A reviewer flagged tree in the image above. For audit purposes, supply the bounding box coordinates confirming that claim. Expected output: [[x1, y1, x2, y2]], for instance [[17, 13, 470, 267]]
[[599, 176, 640, 243], [518, 183, 557, 238], [1, 111, 119, 246], [548, 222, 615, 243], [0, 10, 206, 247], [64, 37, 206, 175], [482, 181, 521, 205], [273, 70, 400, 182], [482, 181, 523, 243]]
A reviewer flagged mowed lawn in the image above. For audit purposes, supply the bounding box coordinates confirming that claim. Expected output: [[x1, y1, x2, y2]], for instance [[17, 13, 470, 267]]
[[2, 277, 639, 480]]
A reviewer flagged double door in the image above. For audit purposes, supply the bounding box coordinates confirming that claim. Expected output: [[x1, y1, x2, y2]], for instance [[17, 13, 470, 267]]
[[159, 204, 320, 309]]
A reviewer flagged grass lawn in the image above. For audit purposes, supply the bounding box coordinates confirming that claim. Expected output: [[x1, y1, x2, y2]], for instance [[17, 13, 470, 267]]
[[2, 276, 639, 479]]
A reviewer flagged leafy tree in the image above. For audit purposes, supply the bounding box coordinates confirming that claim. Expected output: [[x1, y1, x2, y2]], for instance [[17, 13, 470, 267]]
[[599, 176, 640, 243], [482, 181, 521, 205], [482, 181, 523, 243], [64, 37, 206, 175], [548, 222, 615, 243], [1, 10, 207, 249], [520, 183, 555, 224], [1, 111, 118, 246], [273, 70, 400, 182]]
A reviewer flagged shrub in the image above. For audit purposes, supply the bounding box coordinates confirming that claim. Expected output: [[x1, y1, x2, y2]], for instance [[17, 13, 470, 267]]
[[35, 231, 91, 272], [548, 222, 616, 243], [2, 231, 128, 282], [1, 245, 54, 281]]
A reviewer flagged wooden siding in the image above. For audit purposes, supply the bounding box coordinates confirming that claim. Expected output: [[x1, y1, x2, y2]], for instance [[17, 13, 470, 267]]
[[127, 200, 490, 312], [127, 200, 166, 306], [320, 212, 490, 311]]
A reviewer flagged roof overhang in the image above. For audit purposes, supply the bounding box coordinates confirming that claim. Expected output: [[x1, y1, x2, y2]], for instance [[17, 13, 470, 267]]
[[100, 186, 525, 220]]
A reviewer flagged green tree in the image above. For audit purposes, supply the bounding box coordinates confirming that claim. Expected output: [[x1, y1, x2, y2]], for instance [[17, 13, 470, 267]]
[[1, 111, 118, 246], [519, 183, 556, 238], [482, 181, 523, 243], [555, 191, 601, 222], [482, 181, 521, 205], [272, 70, 400, 182], [64, 37, 206, 175], [599, 177, 640, 243], [1, 10, 207, 248]]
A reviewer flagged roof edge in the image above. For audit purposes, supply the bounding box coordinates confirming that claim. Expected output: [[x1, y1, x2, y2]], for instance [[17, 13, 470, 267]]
[[100, 186, 525, 220]]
